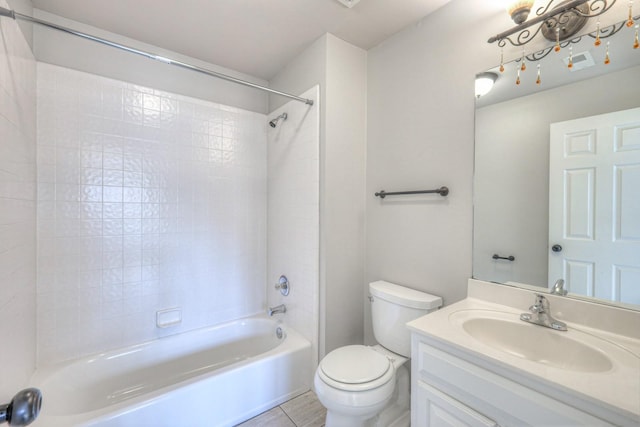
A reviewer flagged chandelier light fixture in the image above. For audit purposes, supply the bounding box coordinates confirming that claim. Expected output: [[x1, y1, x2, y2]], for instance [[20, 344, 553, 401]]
[[488, 0, 639, 85]]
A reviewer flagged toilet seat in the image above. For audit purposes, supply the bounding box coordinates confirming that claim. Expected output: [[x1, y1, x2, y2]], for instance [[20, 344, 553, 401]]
[[318, 345, 394, 392]]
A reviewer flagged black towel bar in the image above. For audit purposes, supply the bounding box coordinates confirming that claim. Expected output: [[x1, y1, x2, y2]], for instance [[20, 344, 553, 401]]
[[375, 186, 449, 198]]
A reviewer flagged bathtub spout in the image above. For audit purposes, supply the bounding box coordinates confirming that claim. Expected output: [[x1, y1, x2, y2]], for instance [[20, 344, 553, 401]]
[[268, 304, 286, 316]]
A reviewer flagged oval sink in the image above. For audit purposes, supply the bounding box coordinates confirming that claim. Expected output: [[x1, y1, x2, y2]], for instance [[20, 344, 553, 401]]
[[452, 312, 613, 373]]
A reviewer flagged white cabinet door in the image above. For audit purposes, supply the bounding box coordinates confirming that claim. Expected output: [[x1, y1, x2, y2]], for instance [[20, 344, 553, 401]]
[[415, 381, 497, 427], [549, 107, 640, 304]]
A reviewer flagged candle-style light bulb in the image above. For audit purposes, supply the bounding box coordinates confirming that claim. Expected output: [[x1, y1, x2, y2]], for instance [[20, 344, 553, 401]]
[[568, 46, 573, 68]]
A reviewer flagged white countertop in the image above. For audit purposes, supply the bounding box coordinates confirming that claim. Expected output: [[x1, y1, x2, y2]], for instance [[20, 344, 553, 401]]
[[407, 292, 640, 420]]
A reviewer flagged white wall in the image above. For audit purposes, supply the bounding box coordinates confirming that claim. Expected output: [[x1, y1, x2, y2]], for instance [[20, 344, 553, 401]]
[[474, 66, 640, 288], [269, 35, 327, 113], [37, 64, 267, 364], [0, 0, 37, 397], [267, 86, 320, 369], [269, 34, 367, 358], [323, 35, 367, 355], [32, 9, 268, 114], [6, 0, 33, 48], [364, 1, 505, 344]]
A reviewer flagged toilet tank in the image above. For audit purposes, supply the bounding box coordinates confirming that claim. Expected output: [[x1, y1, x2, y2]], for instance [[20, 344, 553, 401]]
[[369, 281, 442, 357]]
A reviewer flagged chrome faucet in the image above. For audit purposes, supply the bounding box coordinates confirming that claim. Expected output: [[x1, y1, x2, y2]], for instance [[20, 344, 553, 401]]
[[268, 304, 286, 316], [550, 279, 568, 296], [520, 294, 567, 331]]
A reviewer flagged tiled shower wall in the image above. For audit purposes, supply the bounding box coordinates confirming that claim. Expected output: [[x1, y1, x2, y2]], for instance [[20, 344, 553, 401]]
[[37, 63, 267, 364], [0, 0, 37, 395], [267, 86, 320, 368]]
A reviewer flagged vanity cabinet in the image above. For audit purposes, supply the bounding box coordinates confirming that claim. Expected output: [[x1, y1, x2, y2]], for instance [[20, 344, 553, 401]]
[[415, 380, 497, 427], [411, 333, 616, 427]]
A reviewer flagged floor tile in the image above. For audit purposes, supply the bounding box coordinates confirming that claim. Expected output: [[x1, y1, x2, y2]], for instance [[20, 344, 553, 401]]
[[236, 406, 296, 427], [280, 391, 326, 427]]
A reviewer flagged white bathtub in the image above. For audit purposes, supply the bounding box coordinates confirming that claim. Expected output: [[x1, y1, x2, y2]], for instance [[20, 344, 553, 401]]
[[30, 316, 312, 427]]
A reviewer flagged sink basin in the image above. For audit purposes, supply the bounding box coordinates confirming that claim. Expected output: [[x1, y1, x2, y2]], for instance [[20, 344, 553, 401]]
[[450, 310, 613, 372]]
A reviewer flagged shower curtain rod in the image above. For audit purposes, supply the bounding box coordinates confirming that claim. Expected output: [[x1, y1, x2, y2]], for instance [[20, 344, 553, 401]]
[[0, 7, 314, 106]]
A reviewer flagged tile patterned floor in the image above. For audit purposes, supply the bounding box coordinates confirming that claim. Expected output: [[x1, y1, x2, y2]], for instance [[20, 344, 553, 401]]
[[236, 391, 326, 427]]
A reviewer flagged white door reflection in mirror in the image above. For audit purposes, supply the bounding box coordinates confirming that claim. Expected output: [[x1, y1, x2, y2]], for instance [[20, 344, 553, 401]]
[[549, 107, 640, 305]]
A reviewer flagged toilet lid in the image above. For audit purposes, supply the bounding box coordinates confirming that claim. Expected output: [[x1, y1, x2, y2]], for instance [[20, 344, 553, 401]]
[[320, 345, 391, 384]]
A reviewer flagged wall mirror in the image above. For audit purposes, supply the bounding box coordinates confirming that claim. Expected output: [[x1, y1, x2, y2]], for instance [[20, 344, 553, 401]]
[[473, 16, 640, 310]]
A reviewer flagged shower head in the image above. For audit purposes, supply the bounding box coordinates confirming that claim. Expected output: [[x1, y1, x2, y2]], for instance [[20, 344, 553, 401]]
[[269, 112, 287, 128]]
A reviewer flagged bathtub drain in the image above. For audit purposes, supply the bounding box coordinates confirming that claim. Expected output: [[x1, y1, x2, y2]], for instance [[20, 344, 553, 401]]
[[276, 327, 284, 339]]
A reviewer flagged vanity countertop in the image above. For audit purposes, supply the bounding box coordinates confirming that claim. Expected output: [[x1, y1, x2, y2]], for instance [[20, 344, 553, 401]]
[[407, 285, 640, 421]]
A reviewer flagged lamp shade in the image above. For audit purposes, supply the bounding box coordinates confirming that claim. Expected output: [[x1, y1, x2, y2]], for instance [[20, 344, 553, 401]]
[[507, 0, 535, 24], [475, 73, 498, 98]]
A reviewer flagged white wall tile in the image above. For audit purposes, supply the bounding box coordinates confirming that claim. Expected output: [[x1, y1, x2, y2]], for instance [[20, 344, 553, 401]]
[[267, 86, 320, 368], [37, 63, 267, 364], [0, 0, 37, 398]]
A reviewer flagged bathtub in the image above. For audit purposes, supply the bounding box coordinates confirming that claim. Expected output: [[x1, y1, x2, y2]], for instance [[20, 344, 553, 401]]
[[30, 316, 312, 427]]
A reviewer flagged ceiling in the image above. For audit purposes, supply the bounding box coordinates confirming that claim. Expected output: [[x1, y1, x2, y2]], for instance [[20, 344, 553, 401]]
[[31, 0, 452, 81]]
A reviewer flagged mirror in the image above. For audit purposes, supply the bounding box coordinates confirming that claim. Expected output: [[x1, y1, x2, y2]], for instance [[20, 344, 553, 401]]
[[474, 17, 640, 310]]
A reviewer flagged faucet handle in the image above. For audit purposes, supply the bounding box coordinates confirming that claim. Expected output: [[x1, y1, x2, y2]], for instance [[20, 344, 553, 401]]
[[529, 294, 548, 313], [274, 275, 290, 296]]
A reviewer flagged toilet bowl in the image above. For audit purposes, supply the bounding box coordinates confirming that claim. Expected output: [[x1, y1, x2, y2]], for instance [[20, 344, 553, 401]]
[[314, 344, 407, 427], [315, 281, 442, 427]]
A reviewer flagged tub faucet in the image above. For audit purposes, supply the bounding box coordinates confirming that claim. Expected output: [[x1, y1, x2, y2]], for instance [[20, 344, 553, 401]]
[[268, 304, 286, 316], [520, 294, 567, 331]]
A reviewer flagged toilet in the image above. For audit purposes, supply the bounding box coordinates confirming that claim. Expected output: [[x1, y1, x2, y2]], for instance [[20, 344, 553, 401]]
[[314, 280, 442, 427]]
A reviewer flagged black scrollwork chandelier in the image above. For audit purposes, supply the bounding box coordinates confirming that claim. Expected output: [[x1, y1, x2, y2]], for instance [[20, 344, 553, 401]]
[[489, 0, 623, 47], [487, 0, 639, 86]]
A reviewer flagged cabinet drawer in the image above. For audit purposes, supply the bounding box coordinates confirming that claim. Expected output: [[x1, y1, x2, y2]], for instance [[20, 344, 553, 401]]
[[415, 380, 497, 427]]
